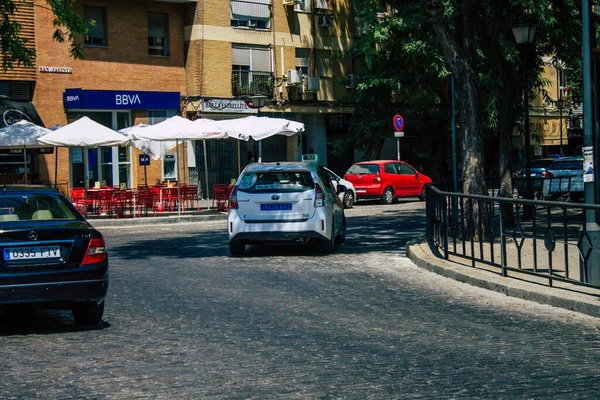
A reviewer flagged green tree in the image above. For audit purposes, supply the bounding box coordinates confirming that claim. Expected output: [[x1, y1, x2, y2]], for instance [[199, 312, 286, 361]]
[[0, 0, 87, 71]]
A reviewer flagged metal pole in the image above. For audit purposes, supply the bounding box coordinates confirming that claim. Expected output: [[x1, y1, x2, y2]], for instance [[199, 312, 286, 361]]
[[522, 47, 534, 220], [176, 139, 181, 215], [559, 106, 563, 156], [203, 139, 209, 200], [581, 0, 600, 284], [54, 147, 58, 189], [23, 146, 27, 184], [451, 74, 458, 193], [397, 137, 400, 161]]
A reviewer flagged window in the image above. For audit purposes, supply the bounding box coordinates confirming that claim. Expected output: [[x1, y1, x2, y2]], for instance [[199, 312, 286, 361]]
[[295, 48, 310, 76], [231, 0, 270, 30], [148, 12, 169, 56], [84, 6, 107, 46], [315, 0, 328, 10], [316, 49, 332, 77], [148, 110, 177, 125], [397, 163, 416, 175], [294, 0, 310, 12], [232, 45, 272, 96]]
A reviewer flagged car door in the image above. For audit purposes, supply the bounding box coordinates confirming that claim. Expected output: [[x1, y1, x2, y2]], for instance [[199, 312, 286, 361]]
[[396, 162, 420, 196], [383, 162, 402, 194]]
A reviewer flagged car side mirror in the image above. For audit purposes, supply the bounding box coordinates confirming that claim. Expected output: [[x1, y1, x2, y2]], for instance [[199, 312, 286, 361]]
[[337, 184, 347, 194], [415, 173, 420, 179]]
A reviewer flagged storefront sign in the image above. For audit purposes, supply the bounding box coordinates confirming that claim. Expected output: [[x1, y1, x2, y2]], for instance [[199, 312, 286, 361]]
[[201, 98, 257, 114], [63, 89, 180, 110], [139, 154, 150, 166], [529, 117, 568, 145], [583, 146, 594, 183], [39, 66, 72, 74]]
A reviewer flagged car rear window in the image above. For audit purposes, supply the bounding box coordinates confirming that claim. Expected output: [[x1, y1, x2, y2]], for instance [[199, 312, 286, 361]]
[[531, 159, 555, 168], [0, 193, 77, 222], [346, 164, 380, 174], [238, 171, 314, 193], [551, 160, 583, 170]]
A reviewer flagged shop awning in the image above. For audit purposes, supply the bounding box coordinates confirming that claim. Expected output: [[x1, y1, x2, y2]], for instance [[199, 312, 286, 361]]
[[0, 99, 45, 128]]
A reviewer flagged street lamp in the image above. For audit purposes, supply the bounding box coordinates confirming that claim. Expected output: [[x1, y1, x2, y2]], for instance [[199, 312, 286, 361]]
[[246, 95, 268, 161], [555, 97, 565, 156], [512, 22, 537, 219]]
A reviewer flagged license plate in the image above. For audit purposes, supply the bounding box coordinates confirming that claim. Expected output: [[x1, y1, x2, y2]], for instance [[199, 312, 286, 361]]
[[356, 189, 366, 193], [4, 245, 61, 261], [260, 203, 292, 211]]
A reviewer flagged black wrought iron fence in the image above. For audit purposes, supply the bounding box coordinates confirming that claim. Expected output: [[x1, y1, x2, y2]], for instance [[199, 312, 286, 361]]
[[425, 185, 600, 289], [231, 70, 273, 97]]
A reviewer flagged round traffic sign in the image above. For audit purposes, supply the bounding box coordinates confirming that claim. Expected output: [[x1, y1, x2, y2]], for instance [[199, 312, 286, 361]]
[[393, 114, 404, 132]]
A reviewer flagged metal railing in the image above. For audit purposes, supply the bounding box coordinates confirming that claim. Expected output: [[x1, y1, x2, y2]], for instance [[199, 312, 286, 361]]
[[425, 185, 600, 289], [232, 70, 273, 97]]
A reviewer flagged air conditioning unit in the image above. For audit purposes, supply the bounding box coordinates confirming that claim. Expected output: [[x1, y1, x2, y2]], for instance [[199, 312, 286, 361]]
[[317, 15, 333, 27], [283, 0, 301, 5], [303, 76, 320, 92], [346, 74, 359, 88], [286, 69, 302, 86]]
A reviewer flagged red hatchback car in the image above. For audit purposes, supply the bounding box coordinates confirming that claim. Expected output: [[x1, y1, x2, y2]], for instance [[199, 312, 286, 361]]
[[344, 160, 432, 204]]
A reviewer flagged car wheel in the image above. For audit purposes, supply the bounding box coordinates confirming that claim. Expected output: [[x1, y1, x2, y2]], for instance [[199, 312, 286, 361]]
[[229, 240, 246, 256], [321, 217, 336, 254], [336, 215, 346, 246], [381, 187, 394, 204], [343, 191, 355, 209], [72, 300, 105, 325], [419, 185, 429, 201]]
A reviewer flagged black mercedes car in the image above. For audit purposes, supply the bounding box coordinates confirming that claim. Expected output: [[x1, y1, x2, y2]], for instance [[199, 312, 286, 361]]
[[0, 185, 108, 325]]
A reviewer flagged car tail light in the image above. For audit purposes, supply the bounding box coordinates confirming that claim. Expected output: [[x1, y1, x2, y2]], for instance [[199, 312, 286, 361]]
[[314, 184, 324, 207], [375, 175, 382, 183], [513, 172, 518, 179], [229, 186, 239, 209], [542, 171, 553, 178], [82, 237, 107, 265]]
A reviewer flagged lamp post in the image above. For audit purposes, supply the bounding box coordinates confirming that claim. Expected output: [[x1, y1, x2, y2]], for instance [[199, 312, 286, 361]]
[[512, 22, 537, 219], [555, 98, 565, 156], [246, 95, 267, 161]]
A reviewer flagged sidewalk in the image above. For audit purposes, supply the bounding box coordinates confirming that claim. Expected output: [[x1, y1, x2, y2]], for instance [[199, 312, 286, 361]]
[[407, 237, 600, 318], [88, 198, 227, 229]]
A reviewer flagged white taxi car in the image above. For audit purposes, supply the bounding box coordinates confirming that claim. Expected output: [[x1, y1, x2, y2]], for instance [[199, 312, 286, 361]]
[[227, 161, 347, 256]]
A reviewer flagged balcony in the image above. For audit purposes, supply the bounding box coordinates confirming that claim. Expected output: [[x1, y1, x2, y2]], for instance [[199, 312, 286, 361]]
[[231, 0, 271, 30], [232, 70, 274, 97]]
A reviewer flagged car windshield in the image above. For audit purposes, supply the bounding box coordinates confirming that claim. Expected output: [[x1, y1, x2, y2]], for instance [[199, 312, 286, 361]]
[[346, 164, 380, 174], [237, 171, 314, 193], [0, 192, 77, 222], [551, 160, 583, 170]]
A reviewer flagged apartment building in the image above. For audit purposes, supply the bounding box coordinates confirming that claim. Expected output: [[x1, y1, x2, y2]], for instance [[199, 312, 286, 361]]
[[182, 0, 356, 187], [0, 0, 189, 192]]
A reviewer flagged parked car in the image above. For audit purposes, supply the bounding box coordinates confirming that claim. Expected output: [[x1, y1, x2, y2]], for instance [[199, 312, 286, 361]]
[[325, 167, 357, 209], [0, 185, 109, 324], [513, 157, 556, 196], [542, 156, 585, 201], [228, 161, 347, 256], [343, 160, 432, 204]]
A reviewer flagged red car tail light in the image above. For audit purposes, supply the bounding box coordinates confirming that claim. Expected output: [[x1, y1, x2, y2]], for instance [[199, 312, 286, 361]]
[[542, 171, 553, 178], [82, 238, 107, 265], [229, 186, 239, 209], [375, 175, 382, 183], [314, 184, 324, 207]]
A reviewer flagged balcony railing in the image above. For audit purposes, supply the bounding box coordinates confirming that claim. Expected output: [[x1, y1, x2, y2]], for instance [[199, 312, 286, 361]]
[[232, 70, 274, 97]]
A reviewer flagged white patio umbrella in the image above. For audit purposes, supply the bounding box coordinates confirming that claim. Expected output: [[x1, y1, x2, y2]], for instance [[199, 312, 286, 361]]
[[213, 116, 305, 161], [0, 120, 52, 184], [37, 117, 130, 208], [119, 123, 177, 161], [129, 116, 229, 215]]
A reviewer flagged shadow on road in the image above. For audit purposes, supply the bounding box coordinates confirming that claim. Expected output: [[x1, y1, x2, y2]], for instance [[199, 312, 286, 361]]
[[0, 307, 110, 336]]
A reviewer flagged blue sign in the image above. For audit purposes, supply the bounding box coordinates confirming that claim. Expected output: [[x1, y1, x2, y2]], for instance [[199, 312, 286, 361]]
[[393, 114, 404, 132], [63, 88, 180, 110], [139, 154, 150, 166]]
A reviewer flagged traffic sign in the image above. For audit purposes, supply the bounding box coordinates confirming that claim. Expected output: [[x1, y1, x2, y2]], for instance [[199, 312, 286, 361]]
[[393, 114, 404, 132]]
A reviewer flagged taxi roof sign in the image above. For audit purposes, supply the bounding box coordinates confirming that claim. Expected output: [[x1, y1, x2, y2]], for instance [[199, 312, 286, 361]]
[[302, 154, 318, 161]]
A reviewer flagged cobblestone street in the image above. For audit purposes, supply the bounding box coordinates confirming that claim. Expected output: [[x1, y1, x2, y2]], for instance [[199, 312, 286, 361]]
[[1, 200, 600, 399]]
